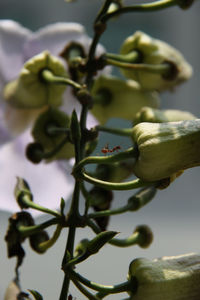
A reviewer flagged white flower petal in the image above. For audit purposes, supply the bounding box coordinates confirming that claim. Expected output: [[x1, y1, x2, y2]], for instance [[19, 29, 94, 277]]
[[23, 22, 87, 60], [0, 20, 31, 82], [0, 130, 74, 216], [0, 106, 13, 145]]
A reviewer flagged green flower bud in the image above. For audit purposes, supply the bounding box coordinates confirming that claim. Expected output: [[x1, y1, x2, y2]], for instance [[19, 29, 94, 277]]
[[4, 51, 67, 109], [89, 186, 113, 231], [128, 253, 200, 300], [74, 239, 90, 257], [132, 119, 200, 182], [14, 177, 33, 209], [135, 107, 196, 124], [133, 225, 153, 249], [120, 31, 192, 91], [29, 231, 49, 254], [32, 108, 74, 161], [91, 75, 160, 124]]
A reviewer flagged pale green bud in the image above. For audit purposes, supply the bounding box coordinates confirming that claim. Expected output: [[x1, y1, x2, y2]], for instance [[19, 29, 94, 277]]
[[32, 108, 74, 161], [120, 31, 192, 91], [132, 119, 200, 181], [128, 253, 200, 300], [135, 107, 196, 124], [4, 51, 67, 109], [91, 75, 160, 124]]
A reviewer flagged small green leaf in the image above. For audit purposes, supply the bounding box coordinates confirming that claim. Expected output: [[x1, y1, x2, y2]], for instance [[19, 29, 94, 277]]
[[28, 289, 43, 300], [60, 197, 65, 215], [87, 231, 118, 255]]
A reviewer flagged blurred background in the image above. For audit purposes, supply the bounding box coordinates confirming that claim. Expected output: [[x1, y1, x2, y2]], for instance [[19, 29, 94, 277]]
[[0, 0, 200, 299]]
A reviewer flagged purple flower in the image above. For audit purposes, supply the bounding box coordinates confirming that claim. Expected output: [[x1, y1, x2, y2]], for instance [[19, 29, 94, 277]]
[[0, 20, 105, 216]]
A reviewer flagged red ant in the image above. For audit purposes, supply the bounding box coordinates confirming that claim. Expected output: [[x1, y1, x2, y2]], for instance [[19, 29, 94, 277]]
[[101, 143, 121, 155]]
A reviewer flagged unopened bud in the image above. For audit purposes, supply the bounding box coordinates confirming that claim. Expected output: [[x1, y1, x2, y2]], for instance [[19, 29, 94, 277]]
[[128, 253, 200, 300], [120, 31, 192, 91], [132, 119, 200, 181], [134, 107, 196, 124], [4, 51, 67, 109], [91, 75, 160, 124]]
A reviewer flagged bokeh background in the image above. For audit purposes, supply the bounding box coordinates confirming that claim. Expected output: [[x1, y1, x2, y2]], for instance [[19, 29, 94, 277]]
[[0, 0, 200, 299]]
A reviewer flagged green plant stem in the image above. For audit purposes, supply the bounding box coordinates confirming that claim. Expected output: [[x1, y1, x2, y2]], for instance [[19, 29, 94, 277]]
[[65, 267, 131, 294], [74, 147, 137, 174], [101, 0, 180, 22], [95, 0, 113, 23], [109, 231, 141, 247], [20, 194, 61, 217], [104, 51, 140, 64], [88, 202, 132, 219], [59, 83, 83, 300], [71, 278, 100, 300], [38, 224, 62, 252], [105, 59, 172, 76], [96, 125, 132, 137], [41, 69, 83, 89], [18, 217, 60, 238], [59, 181, 81, 300], [81, 172, 155, 190]]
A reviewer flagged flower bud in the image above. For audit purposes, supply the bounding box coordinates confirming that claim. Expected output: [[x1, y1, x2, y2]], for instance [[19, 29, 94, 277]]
[[74, 239, 90, 257], [133, 225, 153, 249], [132, 119, 200, 182], [91, 75, 160, 124], [89, 186, 113, 231], [32, 108, 74, 160], [29, 230, 49, 254], [14, 177, 33, 209], [134, 107, 196, 125], [128, 253, 200, 300], [120, 31, 192, 91], [4, 51, 67, 109], [26, 142, 44, 164]]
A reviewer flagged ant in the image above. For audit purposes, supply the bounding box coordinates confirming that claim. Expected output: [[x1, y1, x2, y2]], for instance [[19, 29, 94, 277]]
[[101, 143, 121, 155]]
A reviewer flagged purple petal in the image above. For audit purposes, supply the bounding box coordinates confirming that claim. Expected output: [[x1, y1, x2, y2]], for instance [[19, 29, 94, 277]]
[[0, 106, 13, 145], [0, 130, 74, 216], [24, 22, 107, 62], [0, 20, 31, 82], [23, 22, 87, 60]]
